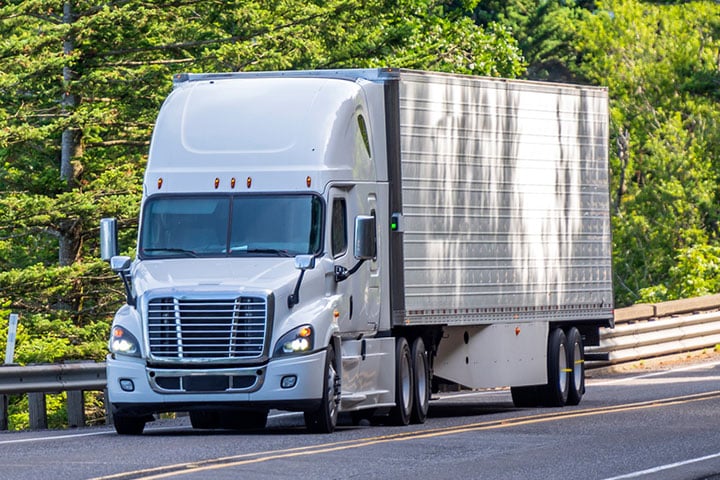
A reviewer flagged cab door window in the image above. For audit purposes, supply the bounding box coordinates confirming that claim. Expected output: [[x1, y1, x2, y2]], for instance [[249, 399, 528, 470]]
[[331, 198, 347, 258]]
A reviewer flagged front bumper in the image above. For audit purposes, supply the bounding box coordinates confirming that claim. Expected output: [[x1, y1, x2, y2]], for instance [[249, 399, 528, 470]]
[[107, 349, 326, 415]]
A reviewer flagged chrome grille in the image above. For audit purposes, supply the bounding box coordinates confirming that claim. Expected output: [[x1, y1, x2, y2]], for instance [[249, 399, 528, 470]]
[[147, 296, 267, 360]]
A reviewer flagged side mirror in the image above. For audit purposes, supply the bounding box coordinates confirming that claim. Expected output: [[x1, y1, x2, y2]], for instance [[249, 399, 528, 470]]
[[100, 218, 118, 262], [110, 256, 132, 273], [354, 215, 376, 260], [294, 254, 316, 271]]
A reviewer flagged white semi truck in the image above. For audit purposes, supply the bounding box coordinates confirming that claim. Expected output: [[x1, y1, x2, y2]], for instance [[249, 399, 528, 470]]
[[100, 68, 613, 434]]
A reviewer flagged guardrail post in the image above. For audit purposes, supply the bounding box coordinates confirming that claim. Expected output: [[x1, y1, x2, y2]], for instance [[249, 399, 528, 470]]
[[28, 392, 47, 430], [0, 394, 7, 430], [67, 391, 85, 428]]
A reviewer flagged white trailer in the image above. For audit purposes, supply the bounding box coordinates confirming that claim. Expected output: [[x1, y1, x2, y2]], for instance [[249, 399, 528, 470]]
[[101, 69, 613, 434]]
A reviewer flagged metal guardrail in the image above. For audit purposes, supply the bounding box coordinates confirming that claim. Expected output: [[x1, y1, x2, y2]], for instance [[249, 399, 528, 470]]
[[588, 293, 720, 365], [0, 362, 106, 430], [0, 363, 106, 395], [3, 294, 720, 430]]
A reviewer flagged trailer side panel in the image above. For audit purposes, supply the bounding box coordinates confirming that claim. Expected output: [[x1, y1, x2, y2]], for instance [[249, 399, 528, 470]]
[[394, 71, 612, 327]]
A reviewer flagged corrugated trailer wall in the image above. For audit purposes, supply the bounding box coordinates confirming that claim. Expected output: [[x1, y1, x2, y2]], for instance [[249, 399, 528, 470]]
[[393, 71, 613, 327]]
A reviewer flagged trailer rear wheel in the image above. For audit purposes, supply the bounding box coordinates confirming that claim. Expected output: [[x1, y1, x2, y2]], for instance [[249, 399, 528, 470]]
[[566, 327, 585, 406], [510, 385, 539, 408], [542, 328, 570, 407], [410, 337, 430, 424], [304, 344, 340, 433], [388, 337, 413, 426]]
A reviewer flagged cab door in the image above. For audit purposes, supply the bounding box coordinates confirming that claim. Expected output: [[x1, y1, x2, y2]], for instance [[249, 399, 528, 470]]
[[328, 186, 380, 337]]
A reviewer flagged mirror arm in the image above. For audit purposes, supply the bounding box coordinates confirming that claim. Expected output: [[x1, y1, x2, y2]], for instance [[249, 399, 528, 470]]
[[119, 271, 136, 307], [334, 259, 366, 283], [287, 269, 306, 309]]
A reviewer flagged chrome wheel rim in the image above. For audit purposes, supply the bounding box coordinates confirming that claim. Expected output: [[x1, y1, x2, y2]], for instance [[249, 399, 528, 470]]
[[558, 343, 568, 393]]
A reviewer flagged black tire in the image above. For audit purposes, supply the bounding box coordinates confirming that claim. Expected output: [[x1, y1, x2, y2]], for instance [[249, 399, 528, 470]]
[[113, 413, 147, 435], [190, 410, 221, 430], [510, 385, 539, 408], [566, 327, 585, 406], [410, 337, 430, 424], [388, 337, 413, 426], [541, 328, 570, 407], [304, 344, 340, 433]]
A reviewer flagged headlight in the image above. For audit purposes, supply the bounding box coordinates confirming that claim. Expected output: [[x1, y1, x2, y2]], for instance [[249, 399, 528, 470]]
[[109, 325, 141, 357], [274, 325, 314, 356]]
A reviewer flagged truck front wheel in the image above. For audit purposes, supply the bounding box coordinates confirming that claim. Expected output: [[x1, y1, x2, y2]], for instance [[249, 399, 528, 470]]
[[304, 344, 340, 433], [113, 413, 147, 435]]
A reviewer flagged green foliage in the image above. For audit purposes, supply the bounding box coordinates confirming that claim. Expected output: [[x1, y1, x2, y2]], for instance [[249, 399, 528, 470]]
[[7, 393, 68, 430], [568, 0, 720, 305], [474, 0, 589, 81]]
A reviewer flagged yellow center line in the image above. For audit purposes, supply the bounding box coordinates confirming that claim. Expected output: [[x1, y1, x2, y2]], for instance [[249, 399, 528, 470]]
[[91, 390, 720, 480]]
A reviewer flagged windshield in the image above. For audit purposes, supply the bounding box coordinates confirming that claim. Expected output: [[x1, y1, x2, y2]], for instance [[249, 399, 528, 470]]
[[139, 194, 323, 258]]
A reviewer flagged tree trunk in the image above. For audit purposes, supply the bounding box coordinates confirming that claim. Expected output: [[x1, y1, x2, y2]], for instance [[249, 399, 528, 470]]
[[614, 128, 630, 213], [61, 0, 79, 187], [59, 0, 82, 267]]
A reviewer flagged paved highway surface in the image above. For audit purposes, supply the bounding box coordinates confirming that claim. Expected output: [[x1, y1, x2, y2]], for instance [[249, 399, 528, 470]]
[[2, 353, 720, 480]]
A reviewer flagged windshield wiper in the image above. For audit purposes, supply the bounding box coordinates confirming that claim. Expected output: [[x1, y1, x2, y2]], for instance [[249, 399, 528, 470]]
[[143, 247, 197, 257], [243, 248, 293, 257]]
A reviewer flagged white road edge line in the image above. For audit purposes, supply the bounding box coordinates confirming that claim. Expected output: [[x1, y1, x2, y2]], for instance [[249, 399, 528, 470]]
[[590, 359, 720, 386], [0, 430, 110, 445], [601, 451, 720, 480]]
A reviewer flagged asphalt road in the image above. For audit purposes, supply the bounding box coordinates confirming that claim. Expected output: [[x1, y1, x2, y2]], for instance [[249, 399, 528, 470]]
[[2, 354, 720, 480]]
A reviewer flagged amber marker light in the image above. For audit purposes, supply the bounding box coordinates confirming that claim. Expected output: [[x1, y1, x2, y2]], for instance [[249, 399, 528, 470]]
[[231, 177, 236, 189], [306, 176, 312, 188], [515, 327, 521, 336], [333, 309, 340, 320], [157, 177, 163, 189], [214, 178, 220, 189], [247, 177, 252, 188], [299, 326, 312, 338]]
